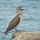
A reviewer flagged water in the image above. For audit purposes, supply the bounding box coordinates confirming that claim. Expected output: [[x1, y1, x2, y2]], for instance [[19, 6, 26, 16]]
[[0, 0, 40, 40]]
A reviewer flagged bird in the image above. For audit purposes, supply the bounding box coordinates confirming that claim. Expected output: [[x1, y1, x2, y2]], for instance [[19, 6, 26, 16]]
[[4, 6, 24, 35]]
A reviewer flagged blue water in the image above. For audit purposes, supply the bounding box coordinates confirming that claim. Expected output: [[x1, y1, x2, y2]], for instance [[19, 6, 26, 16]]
[[0, 0, 40, 40]]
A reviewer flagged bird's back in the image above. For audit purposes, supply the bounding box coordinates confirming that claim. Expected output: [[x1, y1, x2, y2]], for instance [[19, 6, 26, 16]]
[[7, 15, 20, 31]]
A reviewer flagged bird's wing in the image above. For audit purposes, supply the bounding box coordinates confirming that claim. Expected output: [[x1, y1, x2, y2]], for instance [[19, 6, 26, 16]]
[[7, 16, 20, 31]]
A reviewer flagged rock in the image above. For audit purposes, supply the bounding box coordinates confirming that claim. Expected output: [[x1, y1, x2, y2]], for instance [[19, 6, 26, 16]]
[[12, 32, 40, 40], [11, 30, 27, 39]]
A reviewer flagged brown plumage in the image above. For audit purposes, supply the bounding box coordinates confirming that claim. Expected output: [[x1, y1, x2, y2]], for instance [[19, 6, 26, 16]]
[[4, 15, 20, 34], [4, 6, 24, 35]]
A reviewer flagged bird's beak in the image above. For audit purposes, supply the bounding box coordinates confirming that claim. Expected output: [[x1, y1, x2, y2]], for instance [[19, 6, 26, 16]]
[[20, 8, 25, 11], [18, 6, 25, 11]]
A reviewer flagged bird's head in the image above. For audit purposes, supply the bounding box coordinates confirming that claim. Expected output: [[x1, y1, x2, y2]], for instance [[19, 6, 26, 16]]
[[16, 6, 24, 16]]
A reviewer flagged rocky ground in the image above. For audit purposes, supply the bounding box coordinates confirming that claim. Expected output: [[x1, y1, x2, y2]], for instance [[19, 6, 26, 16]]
[[12, 32, 40, 40]]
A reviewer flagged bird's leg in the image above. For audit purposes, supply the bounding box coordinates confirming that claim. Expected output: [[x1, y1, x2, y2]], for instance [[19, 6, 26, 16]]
[[3, 29, 9, 36], [15, 28, 19, 32]]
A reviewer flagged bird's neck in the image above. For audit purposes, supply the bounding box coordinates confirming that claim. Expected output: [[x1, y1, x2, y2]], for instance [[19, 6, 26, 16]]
[[16, 10, 22, 15], [16, 11, 22, 17], [16, 12, 21, 16], [16, 14, 20, 17]]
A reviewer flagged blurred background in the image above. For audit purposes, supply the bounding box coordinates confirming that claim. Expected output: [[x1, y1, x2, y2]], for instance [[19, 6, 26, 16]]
[[0, 0, 40, 40]]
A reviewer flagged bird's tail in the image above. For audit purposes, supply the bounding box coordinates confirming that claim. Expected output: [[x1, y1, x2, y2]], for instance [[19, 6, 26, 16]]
[[0, 30, 8, 36], [3, 30, 8, 36]]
